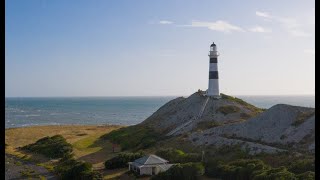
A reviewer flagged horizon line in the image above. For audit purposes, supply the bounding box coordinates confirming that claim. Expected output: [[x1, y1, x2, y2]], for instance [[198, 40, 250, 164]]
[[5, 94, 315, 98]]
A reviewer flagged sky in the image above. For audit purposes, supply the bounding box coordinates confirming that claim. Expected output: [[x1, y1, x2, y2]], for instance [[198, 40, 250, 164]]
[[5, 0, 315, 97]]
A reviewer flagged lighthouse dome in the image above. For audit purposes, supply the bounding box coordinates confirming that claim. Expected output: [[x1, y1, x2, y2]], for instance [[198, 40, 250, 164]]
[[210, 42, 216, 47]]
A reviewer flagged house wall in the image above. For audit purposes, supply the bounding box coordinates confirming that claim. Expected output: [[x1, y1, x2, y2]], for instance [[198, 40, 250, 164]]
[[140, 167, 152, 175], [155, 167, 162, 174]]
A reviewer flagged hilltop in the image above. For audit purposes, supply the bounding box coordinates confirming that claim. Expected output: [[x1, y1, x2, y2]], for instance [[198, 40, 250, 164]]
[[140, 91, 315, 154]]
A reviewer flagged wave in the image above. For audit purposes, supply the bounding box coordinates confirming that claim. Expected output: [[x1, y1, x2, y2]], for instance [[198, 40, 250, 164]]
[[25, 114, 41, 117]]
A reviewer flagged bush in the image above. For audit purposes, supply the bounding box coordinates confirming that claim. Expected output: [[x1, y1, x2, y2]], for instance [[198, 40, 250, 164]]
[[206, 159, 269, 180], [155, 148, 201, 163], [152, 162, 205, 180], [22, 135, 73, 159], [296, 171, 315, 180], [288, 159, 314, 174], [216, 105, 240, 115], [104, 152, 144, 169], [252, 166, 297, 180], [196, 121, 221, 130], [292, 111, 315, 127], [220, 93, 264, 113], [101, 125, 161, 150], [55, 156, 102, 180]]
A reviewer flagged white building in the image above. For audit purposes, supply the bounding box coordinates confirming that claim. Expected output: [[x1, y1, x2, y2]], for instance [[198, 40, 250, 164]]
[[128, 155, 174, 175]]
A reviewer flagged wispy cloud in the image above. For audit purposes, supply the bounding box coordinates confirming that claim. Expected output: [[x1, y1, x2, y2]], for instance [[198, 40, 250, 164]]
[[255, 11, 313, 38], [189, 20, 244, 33], [248, 26, 272, 33], [289, 30, 311, 37], [304, 49, 315, 55], [159, 20, 173, 25], [256, 11, 272, 18], [277, 17, 300, 29]]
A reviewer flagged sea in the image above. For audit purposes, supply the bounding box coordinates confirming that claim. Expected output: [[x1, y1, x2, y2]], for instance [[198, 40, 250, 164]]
[[5, 95, 315, 129]]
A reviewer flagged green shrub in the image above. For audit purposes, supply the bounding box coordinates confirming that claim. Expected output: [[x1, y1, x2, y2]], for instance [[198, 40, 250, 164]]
[[196, 121, 221, 130], [296, 171, 315, 180], [104, 152, 144, 169], [22, 135, 73, 159], [100, 125, 161, 150], [220, 93, 263, 113], [288, 159, 314, 174], [252, 166, 297, 180], [55, 156, 102, 180], [292, 111, 315, 127], [206, 159, 269, 180], [155, 148, 201, 163], [216, 105, 240, 115], [152, 162, 205, 180]]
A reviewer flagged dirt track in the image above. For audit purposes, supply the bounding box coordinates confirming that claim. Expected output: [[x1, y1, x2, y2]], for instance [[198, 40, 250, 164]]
[[5, 154, 57, 180]]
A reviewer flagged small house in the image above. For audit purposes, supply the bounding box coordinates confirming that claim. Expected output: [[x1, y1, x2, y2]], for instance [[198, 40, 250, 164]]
[[128, 155, 173, 175]]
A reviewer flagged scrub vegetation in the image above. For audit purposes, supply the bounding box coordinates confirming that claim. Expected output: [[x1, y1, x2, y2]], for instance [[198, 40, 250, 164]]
[[104, 152, 144, 169], [21, 135, 73, 159], [151, 162, 205, 180], [155, 148, 201, 163], [100, 124, 162, 150], [216, 105, 241, 115], [220, 93, 265, 113], [292, 110, 315, 127]]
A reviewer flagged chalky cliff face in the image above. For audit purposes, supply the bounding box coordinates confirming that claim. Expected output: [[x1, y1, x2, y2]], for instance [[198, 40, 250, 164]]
[[142, 92, 315, 154], [207, 42, 220, 98]]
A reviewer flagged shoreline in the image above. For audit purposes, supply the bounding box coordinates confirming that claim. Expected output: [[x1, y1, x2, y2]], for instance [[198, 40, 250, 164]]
[[5, 123, 129, 130]]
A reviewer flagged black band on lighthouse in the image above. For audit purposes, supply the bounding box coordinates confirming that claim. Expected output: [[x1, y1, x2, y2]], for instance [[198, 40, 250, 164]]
[[209, 71, 218, 79], [210, 58, 217, 63]]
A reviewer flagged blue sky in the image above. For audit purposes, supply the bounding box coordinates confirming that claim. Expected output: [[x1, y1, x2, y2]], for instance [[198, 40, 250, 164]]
[[5, 0, 314, 97]]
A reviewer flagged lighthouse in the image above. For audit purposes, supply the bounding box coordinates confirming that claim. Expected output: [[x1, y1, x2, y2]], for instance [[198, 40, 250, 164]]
[[207, 42, 220, 98]]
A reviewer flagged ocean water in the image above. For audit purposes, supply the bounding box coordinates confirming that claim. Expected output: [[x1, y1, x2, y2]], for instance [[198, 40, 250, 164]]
[[5, 95, 314, 129]]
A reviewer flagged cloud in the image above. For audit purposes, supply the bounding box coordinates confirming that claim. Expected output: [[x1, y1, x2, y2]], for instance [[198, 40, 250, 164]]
[[277, 17, 312, 37], [189, 20, 244, 33], [159, 20, 173, 24], [289, 30, 311, 37], [304, 49, 315, 55], [249, 26, 272, 33], [256, 11, 272, 18], [277, 17, 300, 29], [255, 11, 313, 38]]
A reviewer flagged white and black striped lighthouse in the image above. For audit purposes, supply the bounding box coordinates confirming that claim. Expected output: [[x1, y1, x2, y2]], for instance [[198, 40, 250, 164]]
[[207, 42, 220, 98]]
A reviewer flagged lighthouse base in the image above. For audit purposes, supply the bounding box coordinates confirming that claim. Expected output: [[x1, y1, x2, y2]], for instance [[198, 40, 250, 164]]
[[204, 90, 221, 99], [207, 95, 221, 99]]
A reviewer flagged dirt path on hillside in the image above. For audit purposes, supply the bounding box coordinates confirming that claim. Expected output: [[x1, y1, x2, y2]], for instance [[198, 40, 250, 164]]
[[5, 154, 57, 180]]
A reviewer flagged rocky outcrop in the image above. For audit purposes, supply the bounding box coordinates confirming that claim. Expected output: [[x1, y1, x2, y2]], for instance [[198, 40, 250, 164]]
[[142, 92, 262, 134], [141, 91, 315, 154]]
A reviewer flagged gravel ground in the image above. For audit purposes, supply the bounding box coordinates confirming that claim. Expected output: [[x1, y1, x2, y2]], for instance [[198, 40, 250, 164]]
[[5, 154, 57, 180]]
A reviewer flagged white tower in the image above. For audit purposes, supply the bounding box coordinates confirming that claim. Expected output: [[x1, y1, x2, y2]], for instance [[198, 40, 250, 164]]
[[207, 42, 220, 98]]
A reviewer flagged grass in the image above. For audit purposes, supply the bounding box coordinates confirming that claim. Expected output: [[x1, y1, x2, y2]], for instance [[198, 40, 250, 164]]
[[216, 105, 240, 115], [103, 168, 128, 179], [37, 162, 55, 172], [39, 175, 47, 180], [5, 125, 122, 148], [220, 93, 264, 114], [5, 125, 124, 178], [20, 167, 36, 178], [292, 110, 315, 127], [101, 124, 162, 150], [73, 134, 103, 153], [195, 121, 222, 131]]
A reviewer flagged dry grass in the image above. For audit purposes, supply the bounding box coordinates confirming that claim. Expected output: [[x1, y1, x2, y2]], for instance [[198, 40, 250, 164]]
[[5, 125, 123, 165], [103, 168, 128, 179], [5, 125, 122, 148]]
